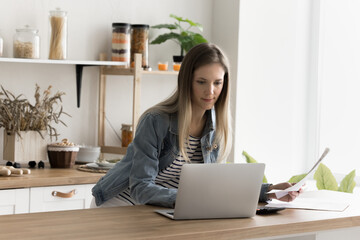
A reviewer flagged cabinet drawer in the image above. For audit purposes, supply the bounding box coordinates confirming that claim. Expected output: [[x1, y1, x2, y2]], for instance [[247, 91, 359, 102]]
[[29, 184, 94, 213], [0, 188, 29, 215]]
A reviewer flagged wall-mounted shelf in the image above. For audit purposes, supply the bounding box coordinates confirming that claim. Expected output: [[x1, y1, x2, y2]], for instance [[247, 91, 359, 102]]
[[98, 54, 179, 155], [0, 57, 127, 107]]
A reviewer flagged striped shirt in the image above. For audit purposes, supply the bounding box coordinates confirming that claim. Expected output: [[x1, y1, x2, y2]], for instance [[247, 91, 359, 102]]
[[118, 135, 204, 205]]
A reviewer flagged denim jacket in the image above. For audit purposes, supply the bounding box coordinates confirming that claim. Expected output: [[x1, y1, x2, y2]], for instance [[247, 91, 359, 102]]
[[92, 108, 271, 208]]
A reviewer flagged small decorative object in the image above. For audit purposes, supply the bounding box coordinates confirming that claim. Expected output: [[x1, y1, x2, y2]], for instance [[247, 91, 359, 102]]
[[157, 61, 168, 71], [28, 161, 36, 168], [47, 139, 79, 168], [13, 162, 21, 168], [38, 161, 45, 169], [0, 85, 69, 164], [150, 14, 208, 62]]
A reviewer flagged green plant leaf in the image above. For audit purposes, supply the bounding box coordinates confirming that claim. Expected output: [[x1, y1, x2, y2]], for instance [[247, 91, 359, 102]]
[[313, 163, 338, 191], [242, 151, 268, 183], [150, 32, 182, 45], [288, 173, 307, 183], [151, 24, 177, 30], [338, 170, 356, 193]]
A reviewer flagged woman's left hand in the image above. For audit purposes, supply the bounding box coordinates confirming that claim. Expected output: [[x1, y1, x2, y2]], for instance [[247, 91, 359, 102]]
[[267, 182, 302, 202]]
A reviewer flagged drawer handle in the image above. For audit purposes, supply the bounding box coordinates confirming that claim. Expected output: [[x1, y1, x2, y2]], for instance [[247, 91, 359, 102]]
[[52, 189, 76, 198]]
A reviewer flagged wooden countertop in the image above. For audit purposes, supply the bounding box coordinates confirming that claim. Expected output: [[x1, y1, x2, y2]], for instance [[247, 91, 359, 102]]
[[0, 166, 104, 189], [1, 203, 360, 239]]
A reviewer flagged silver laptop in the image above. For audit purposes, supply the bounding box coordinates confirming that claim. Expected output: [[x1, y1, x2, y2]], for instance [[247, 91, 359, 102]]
[[155, 163, 265, 220]]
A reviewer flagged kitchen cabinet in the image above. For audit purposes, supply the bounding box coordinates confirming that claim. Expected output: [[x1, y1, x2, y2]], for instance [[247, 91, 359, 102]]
[[0, 168, 104, 215], [0, 184, 95, 215], [98, 53, 178, 155], [0, 188, 29, 215], [29, 184, 94, 213]]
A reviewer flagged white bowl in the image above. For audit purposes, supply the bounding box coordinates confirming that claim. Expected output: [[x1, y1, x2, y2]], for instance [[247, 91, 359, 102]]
[[76, 146, 101, 163]]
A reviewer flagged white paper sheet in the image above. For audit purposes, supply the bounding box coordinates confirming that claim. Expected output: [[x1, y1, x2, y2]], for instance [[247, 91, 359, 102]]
[[266, 190, 353, 212], [269, 148, 330, 199]]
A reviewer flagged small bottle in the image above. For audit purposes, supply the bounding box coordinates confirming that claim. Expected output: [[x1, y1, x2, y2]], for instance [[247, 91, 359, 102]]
[[121, 124, 133, 147], [112, 23, 131, 67], [49, 8, 68, 60], [131, 24, 149, 68], [13, 25, 40, 59]]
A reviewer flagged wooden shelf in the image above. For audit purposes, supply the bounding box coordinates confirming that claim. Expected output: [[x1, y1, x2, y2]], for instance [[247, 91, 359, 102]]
[[102, 67, 179, 76], [0, 57, 127, 66], [98, 54, 178, 155], [0, 57, 128, 108]]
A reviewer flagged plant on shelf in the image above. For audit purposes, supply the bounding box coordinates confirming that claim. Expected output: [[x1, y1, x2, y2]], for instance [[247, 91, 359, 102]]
[[150, 14, 208, 61], [0, 84, 69, 140]]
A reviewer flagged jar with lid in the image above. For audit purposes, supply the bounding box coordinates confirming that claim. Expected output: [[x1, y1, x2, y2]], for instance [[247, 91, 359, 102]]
[[131, 24, 149, 68], [121, 124, 133, 147], [112, 23, 131, 67], [13, 25, 40, 59], [49, 8, 67, 60]]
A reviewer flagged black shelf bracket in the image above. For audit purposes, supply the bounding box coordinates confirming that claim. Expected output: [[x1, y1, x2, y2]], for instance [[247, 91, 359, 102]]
[[76, 64, 99, 108]]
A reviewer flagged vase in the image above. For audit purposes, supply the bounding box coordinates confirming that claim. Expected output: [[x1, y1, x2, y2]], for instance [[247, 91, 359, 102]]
[[3, 130, 48, 164]]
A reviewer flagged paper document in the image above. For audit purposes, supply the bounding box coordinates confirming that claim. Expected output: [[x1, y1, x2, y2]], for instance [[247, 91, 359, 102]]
[[266, 190, 353, 212], [269, 148, 330, 199]]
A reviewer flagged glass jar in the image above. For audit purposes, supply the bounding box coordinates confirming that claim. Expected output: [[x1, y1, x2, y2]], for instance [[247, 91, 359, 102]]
[[49, 8, 67, 60], [13, 25, 40, 59], [112, 23, 131, 67], [121, 124, 133, 147], [131, 24, 149, 68]]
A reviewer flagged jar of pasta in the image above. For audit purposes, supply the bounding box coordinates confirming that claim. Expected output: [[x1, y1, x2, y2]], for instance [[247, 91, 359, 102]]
[[49, 8, 68, 60], [13, 25, 40, 59], [131, 24, 149, 68], [112, 23, 131, 66], [121, 124, 133, 147]]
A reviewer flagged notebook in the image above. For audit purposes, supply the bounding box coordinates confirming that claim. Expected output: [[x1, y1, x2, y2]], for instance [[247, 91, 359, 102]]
[[155, 163, 265, 220]]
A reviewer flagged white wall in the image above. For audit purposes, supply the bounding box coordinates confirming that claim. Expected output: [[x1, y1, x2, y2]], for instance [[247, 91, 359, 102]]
[[318, 0, 360, 177], [235, 0, 314, 183]]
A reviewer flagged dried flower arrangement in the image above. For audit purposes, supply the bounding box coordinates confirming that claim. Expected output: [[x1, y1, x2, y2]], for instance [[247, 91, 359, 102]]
[[0, 84, 70, 140]]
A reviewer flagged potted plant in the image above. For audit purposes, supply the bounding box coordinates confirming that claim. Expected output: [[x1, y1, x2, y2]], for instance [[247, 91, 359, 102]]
[[0, 84, 70, 163], [150, 14, 208, 62]]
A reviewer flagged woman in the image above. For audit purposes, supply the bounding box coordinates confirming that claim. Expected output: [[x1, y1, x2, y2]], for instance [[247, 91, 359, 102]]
[[91, 43, 299, 208]]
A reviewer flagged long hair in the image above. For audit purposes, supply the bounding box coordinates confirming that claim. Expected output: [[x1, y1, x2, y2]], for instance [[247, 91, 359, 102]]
[[143, 43, 232, 162]]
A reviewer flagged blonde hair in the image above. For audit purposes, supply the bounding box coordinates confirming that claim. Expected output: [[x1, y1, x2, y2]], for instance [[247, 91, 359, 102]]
[[143, 43, 232, 162]]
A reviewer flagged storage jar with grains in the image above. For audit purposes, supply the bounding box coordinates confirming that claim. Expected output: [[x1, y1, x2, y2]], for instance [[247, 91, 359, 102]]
[[121, 124, 133, 147], [131, 24, 149, 68], [112, 23, 131, 66], [13, 25, 40, 59], [49, 8, 67, 60]]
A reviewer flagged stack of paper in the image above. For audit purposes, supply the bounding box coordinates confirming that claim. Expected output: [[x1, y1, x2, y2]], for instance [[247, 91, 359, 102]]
[[266, 190, 354, 212]]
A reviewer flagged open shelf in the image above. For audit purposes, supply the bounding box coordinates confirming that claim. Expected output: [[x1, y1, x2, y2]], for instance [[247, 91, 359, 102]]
[[102, 67, 179, 76], [0, 57, 127, 66]]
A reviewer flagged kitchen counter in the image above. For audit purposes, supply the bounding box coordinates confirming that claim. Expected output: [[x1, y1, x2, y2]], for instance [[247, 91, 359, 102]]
[[1, 203, 360, 240], [0, 165, 104, 189]]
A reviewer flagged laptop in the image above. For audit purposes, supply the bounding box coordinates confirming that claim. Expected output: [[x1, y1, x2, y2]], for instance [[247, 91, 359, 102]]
[[155, 163, 265, 220]]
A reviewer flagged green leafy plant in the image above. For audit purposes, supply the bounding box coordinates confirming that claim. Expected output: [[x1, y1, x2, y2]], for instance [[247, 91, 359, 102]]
[[243, 150, 356, 193], [242, 151, 268, 183], [150, 14, 208, 57]]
